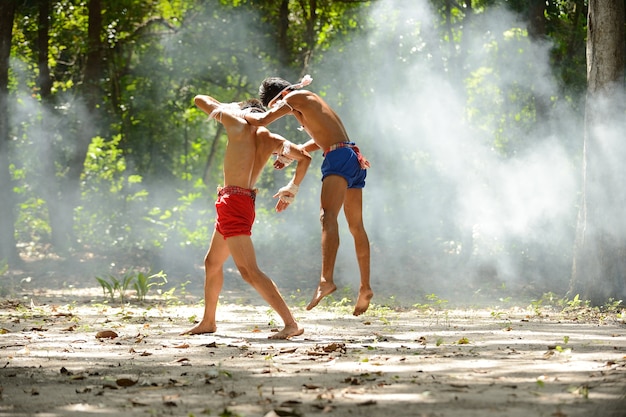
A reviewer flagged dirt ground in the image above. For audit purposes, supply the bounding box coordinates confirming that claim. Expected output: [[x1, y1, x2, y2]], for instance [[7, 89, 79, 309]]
[[1, 283, 625, 417]]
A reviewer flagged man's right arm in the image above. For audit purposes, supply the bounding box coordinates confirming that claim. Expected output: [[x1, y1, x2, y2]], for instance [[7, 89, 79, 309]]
[[195, 95, 248, 127], [194, 95, 220, 116], [244, 100, 293, 127]]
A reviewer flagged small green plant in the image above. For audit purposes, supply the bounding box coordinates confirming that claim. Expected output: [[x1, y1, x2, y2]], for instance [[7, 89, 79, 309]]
[[536, 377, 545, 388], [97, 276, 117, 302], [96, 273, 134, 303], [569, 384, 589, 399], [96, 270, 168, 303], [413, 293, 449, 310], [602, 298, 623, 314], [133, 270, 167, 301], [564, 293, 586, 310], [265, 308, 278, 328]]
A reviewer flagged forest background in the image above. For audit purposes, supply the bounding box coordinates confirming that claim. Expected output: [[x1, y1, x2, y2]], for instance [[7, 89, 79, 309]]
[[1, 0, 625, 309]]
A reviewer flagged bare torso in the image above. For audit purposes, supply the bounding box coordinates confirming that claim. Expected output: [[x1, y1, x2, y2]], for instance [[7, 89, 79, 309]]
[[283, 91, 350, 150], [222, 123, 278, 189]]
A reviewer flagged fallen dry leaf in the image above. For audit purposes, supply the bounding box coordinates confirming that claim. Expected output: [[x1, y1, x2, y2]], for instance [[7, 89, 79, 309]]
[[280, 400, 302, 406], [116, 378, 138, 387], [344, 377, 361, 385], [95, 330, 118, 339], [323, 343, 346, 353]]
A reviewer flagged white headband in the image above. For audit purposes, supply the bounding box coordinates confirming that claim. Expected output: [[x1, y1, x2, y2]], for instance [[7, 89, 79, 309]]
[[268, 74, 313, 108]]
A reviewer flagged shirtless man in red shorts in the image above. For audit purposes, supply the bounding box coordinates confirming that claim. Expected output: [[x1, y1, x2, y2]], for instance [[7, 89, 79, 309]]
[[181, 95, 310, 339], [242, 76, 373, 316]]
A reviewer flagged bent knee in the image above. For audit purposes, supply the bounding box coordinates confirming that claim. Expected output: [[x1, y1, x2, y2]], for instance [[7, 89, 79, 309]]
[[319, 208, 340, 225]]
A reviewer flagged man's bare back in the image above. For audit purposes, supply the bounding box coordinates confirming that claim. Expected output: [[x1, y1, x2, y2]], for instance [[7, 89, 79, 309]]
[[181, 95, 310, 339]]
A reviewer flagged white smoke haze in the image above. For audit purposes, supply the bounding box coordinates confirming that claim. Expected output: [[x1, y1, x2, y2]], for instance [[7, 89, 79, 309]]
[[10, 1, 612, 306], [290, 0, 586, 303]]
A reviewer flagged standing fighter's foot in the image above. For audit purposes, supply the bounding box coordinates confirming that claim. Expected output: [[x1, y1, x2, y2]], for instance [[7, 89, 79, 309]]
[[268, 323, 304, 339], [180, 321, 217, 335], [353, 288, 374, 316], [306, 281, 337, 310]]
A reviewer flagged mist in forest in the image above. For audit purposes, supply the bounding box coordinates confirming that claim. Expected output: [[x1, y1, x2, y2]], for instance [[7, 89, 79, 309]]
[[8, 1, 592, 305], [271, 1, 585, 303]]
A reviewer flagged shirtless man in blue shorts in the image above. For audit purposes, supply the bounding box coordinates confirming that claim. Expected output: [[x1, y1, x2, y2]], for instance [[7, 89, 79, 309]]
[[242, 76, 373, 316]]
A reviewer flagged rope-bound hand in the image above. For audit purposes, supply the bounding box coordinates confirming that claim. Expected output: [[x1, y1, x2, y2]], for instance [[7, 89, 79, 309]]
[[274, 180, 299, 212]]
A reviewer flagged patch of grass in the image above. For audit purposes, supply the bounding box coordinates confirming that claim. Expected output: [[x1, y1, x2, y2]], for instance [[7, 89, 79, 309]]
[[96, 270, 176, 305], [133, 270, 167, 302]]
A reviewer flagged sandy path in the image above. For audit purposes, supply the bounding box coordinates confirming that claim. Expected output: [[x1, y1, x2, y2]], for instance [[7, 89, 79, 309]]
[[1, 294, 625, 417]]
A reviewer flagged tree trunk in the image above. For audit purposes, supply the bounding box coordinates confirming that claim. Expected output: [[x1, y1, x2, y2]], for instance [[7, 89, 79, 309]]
[[53, 0, 104, 253], [527, 0, 547, 40], [0, 0, 20, 266], [35, 0, 73, 252], [570, 0, 626, 304]]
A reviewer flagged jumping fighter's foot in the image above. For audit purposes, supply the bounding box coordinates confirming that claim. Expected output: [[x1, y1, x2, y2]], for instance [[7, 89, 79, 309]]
[[180, 321, 217, 335], [353, 288, 374, 316], [268, 323, 304, 340], [306, 281, 337, 310]]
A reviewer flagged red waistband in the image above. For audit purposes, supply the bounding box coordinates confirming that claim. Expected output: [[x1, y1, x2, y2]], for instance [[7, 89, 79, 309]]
[[217, 185, 257, 200], [323, 142, 370, 169], [323, 141, 355, 156]]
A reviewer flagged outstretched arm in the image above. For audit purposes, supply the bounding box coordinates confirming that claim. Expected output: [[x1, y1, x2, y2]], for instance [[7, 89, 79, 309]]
[[194, 95, 246, 127], [243, 101, 292, 127], [194, 95, 220, 116]]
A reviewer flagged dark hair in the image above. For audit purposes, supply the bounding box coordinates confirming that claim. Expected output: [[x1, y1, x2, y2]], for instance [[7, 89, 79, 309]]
[[241, 98, 265, 113], [259, 77, 292, 107]]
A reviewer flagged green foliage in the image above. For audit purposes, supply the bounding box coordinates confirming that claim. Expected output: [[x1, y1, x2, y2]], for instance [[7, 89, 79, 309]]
[[96, 270, 168, 303], [464, 28, 545, 157], [78, 135, 150, 250], [3, 0, 604, 301], [413, 293, 449, 310], [133, 270, 168, 302], [529, 292, 624, 322], [96, 273, 135, 303]]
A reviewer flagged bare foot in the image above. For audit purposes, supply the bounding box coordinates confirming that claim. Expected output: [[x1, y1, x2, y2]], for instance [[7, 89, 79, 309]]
[[180, 321, 217, 335], [353, 288, 374, 316], [306, 281, 337, 310], [268, 323, 304, 340]]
